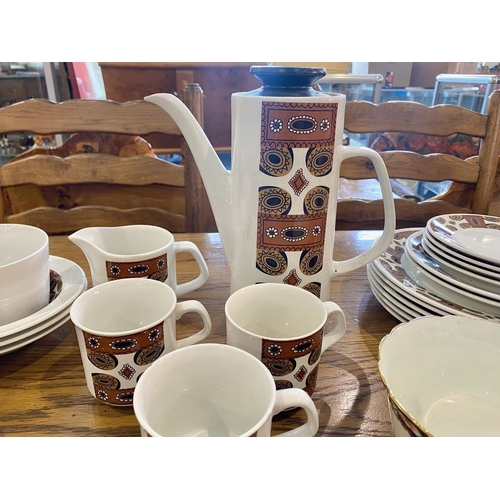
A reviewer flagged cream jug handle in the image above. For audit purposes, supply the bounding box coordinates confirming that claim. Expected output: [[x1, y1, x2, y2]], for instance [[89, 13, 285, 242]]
[[171, 241, 210, 297], [331, 146, 395, 276]]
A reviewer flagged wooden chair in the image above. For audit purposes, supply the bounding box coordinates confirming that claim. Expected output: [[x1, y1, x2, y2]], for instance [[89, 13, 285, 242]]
[[337, 90, 500, 229], [0, 83, 216, 234]]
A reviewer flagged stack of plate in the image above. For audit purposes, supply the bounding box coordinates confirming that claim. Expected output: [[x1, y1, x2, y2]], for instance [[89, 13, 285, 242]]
[[367, 214, 500, 323], [0, 256, 87, 355]]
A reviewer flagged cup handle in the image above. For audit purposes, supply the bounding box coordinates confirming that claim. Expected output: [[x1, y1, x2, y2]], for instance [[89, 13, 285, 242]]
[[271, 388, 319, 437], [331, 145, 395, 276], [174, 300, 212, 349], [321, 301, 347, 352], [172, 241, 209, 297]]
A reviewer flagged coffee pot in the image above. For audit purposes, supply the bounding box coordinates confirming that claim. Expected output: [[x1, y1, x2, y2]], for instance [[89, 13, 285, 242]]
[[145, 66, 395, 300]]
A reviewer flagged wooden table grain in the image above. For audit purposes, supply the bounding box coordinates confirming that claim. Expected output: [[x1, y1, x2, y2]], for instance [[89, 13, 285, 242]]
[[0, 230, 399, 437]]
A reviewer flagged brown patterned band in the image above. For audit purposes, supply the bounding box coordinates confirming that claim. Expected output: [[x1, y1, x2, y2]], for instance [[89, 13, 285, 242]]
[[106, 253, 168, 280], [257, 212, 327, 251]]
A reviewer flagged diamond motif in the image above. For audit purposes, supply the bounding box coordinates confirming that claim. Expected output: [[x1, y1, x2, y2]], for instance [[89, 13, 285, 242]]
[[118, 363, 136, 380], [289, 169, 309, 196], [283, 269, 302, 286], [294, 365, 308, 382]]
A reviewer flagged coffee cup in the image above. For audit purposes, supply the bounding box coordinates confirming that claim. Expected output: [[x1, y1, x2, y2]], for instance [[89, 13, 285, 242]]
[[0, 224, 50, 326], [70, 278, 212, 406], [68, 225, 209, 296], [133, 343, 319, 437], [225, 283, 346, 395]]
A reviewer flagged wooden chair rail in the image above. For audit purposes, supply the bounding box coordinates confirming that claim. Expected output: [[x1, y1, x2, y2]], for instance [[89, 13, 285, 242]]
[[3, 206, 186, 234], [0, 99, 182, 136], [0, 154, 186, 187], [340, 151, 480, 183], [336, 197, 473, 228], [345, 100, 487, 136]]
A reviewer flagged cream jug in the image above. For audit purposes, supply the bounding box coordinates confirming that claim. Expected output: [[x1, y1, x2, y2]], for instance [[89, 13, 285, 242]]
[[68, 225, 209, 296], [146, 66, 395, 300]]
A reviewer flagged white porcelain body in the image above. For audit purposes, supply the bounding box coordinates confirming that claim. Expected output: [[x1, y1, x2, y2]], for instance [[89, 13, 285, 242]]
[[68, 225, 209, 296], [70, 278, 211, 406], [133, 343, 319, 437], [145, 92, 395, 301], [0, 224, 50, 326], [379, 315, 500, 437], [226, 282, 346, 395]]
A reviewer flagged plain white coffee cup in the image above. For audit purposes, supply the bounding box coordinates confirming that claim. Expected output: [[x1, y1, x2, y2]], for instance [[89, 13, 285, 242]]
[[0, 224, 50, 326], [225, 283, 346, 396], [133, 343, 320, 437], [70, 278, 212, 406]]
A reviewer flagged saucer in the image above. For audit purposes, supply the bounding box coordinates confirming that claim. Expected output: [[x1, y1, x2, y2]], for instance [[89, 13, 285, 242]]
[[0, 256, 87, 338]]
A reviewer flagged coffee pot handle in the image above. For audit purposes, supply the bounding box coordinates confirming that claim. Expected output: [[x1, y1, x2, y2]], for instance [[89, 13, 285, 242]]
[[331, 146, 396, 276]]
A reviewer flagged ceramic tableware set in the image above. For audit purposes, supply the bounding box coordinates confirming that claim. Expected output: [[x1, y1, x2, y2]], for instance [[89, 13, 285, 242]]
[[367, 213, 500, 323], [2, 66, 399, 437], [0, 224, 87, 355], [69, 229, 348, 436]]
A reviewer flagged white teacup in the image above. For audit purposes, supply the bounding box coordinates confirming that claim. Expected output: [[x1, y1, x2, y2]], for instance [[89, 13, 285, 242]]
[[225, 283, 346, 396], [70, 278, 212, 406], [133, 343, 319, 437], [0, 224, 50, 326], [379, 315, 500, 437]]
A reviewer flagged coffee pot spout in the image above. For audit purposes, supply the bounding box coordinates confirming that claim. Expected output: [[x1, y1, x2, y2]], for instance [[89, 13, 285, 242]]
[[144, 93, 235, 263]]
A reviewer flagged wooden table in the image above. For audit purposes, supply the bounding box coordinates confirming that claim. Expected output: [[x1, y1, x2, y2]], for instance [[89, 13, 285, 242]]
[[0, 230, 399, 437]]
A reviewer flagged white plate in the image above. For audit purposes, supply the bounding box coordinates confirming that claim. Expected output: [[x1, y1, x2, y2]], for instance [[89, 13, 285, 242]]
[[421, 232, 500, 293], [367, 269, 409, 323], [367, 266, 422, 321], [427, 214, 500, 266], [401, 253, 500, 316], [406, 231, 500, 298], [0, 314, 71, 355], [0, 306, 71, 346], [367, 264, 430, 318], [371, 228, 500, 323], [369, 262, 447, 317], [0, 256, 87, 338], [423, 230, 500, 278]]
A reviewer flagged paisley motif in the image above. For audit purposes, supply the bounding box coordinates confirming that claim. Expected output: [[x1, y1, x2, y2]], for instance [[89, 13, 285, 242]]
[[92, 373, 121, 390], [256, 249, 288, 276], [304, 186, 329, 214], [259, 147, 293, 176], [306, 147, 333, 177], [262, 357, 296, 377], [258, 186, 291, 215], [299, 248, 324, 275], [301, 282, 321, 298]]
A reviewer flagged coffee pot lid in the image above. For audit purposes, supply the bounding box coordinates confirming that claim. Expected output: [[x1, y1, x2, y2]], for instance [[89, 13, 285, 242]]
[[247, 65, 328, 97]]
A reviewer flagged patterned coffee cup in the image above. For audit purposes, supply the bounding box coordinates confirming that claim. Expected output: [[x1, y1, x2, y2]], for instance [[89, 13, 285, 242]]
[[70, 278, 212, 406], [225, 282, 346, 396]]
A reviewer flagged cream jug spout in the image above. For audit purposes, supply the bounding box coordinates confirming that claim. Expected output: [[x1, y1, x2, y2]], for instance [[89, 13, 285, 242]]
[[144, 93, 235, 263], [68, 227, 109, 285]]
